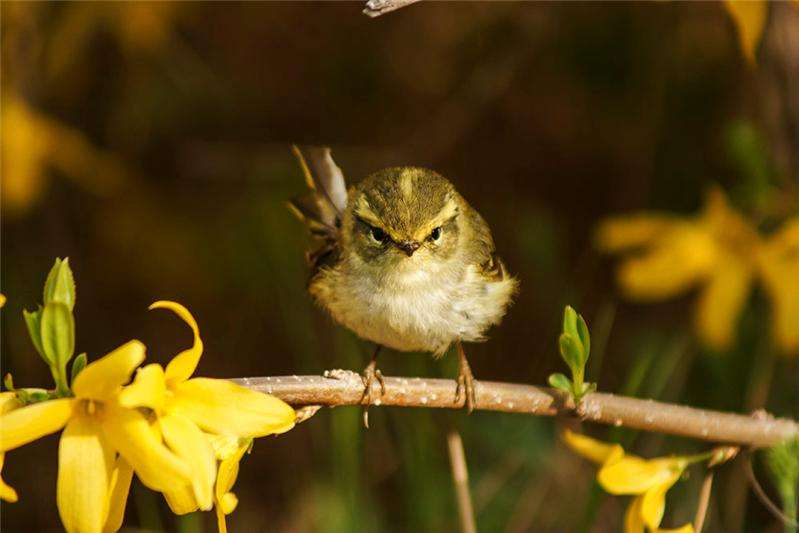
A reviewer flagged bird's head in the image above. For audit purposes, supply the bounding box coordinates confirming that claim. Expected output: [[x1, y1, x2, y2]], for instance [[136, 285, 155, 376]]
[[342, 167, 462, 270]]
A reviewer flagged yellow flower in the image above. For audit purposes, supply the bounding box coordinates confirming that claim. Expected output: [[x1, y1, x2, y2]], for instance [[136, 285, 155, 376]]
[[119, 301, 296, 516], [210, 435, 251, 533], [757, 218, 799, 354], [0, 95, 127, 218], [563, 430, 695, 533], [595, 188, 799, 354], [723, 0, 767, 65], [0, 392, 21, 503], [0, 452, 18, 503], [0, 341, 191, 533]]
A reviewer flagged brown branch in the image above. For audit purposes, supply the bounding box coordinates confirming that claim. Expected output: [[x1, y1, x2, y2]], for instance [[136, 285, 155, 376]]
[[447, 431, 477, 533], [363, 0, 422, 18], [234, 372, 799, 448]]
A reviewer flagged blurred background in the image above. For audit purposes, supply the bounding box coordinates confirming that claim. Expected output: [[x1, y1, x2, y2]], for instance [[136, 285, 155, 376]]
[[2, 2, 798, 532]]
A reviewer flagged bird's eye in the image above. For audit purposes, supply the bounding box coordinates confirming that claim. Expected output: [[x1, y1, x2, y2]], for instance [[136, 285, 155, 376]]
[[429, 227, 442, 241], [370, 226, 388, 243]]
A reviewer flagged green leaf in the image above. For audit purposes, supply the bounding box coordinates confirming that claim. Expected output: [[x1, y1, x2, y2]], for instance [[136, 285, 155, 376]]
[[548, 373, 572, 393], [576, 314, 590, 359], [3, 373, 14, 391], [563, 306, 579, 342], [15, 389, 32, 404], [765, 439, 799, 522], [580, 382, 597, 395], [43, 258, 76, 311], [40, 302, 75, 390], [71, 353, 87, 385], [26, 390, 50, 403], [559, 333, 583, 373], [23, 306, 46, 360]]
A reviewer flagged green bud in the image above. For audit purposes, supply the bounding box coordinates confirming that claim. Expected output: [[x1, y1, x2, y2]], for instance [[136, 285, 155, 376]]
[[559, 333, 583, 373], [43, 258, 76, 311], [3, 373, 14, 391], [70, 353, 87, 385], [563, 306, 579, 343], [548, 372, 572, 393], [23, 306, 46, 361], [40, 302, 75, 393], [575, 314, 590, 359]]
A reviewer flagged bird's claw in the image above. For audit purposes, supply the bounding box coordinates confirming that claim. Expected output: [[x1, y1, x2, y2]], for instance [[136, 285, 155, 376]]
[[455, 362, 476, 414], [361, 360, 385, 428]]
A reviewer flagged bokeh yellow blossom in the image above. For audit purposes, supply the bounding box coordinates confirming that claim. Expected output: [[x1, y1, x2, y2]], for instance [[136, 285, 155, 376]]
[[757, 218, 799, 353], [596, 187, 799, 355], [119, 301, 296, 517], [723, 0, 767, 65], [0, 95, 128, 218], [0, 341, 191, 533], [563, 430, 695, 533]]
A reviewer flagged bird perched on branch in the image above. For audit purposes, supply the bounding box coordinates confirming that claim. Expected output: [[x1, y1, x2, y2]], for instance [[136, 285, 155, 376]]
[[289, 146, 517, 420]]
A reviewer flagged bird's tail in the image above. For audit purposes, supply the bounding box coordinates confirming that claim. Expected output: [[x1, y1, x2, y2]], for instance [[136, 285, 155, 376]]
[[287, 145, 348, 239], [288, 146, 348, 270]]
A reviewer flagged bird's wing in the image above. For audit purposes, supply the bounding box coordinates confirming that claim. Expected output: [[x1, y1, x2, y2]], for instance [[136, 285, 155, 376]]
[[288, 145, 346, 274], [479, 251, 508, 282]]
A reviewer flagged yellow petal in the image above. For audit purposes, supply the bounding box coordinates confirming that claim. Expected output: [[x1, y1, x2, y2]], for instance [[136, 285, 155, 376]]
[[163, 483, 200, 515], [562, 429, 624, 466], [598, 457, 682, 495], [0, 453, 18, 503], [220, 492, 238, 514], [0, 398, 74, 452], [171, 378, 295, 438], [216, 502, 229, 533], [758, 219, 799, 355], [695, 252, 753, 351], [216, 440, 249, 501], [103, 457, 133, 533], [616, 225, 717, 301], [101, 403, 190, 493], [0, 294, 5, 307], [0, 392, 22, 414], [57, 414, 114, 533], [118, 364, 166, 412], [209, 433, 244, 461], [160, 413, 216, 511], [624, 495, 646, 533], [723, 0, 767, 65], [73, 341, 146, 401], [641, 471, 682, 529], [595, 215, 679, 253], [150, 301, 203, 386]]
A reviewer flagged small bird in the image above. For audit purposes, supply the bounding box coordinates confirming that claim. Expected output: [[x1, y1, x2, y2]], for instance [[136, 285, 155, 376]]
[[289, 146, 517, 417]]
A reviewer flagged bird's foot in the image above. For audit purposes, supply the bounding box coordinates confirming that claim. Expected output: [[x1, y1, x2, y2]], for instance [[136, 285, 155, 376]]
[[454, 348, 476, 413], [360, 358, 385, 428]]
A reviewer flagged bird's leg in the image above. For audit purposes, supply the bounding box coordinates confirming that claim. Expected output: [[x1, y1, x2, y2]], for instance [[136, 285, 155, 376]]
[[361, 345, 385, 428], [454, 341, 476, 413]]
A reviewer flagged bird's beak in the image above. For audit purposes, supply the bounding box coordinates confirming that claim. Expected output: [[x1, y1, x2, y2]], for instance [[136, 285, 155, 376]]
[[397, 240, 421, 257]]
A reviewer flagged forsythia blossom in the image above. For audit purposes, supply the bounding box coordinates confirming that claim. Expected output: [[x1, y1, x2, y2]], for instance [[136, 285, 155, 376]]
[[596, 188, 799, 355], [0, 341, 191, 533], [0, 300, 296, 533], [562, 430, 695, 533], [119, 301, 296, 520]]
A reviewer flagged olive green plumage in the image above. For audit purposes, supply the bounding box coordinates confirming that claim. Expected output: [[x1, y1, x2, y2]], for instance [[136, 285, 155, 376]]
[[290, 148, 517, 357]]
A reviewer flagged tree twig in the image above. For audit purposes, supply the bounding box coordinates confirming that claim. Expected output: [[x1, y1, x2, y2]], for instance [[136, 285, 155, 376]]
[[234, 372, 798, 448], [693, 471, 714, 532], [447, 431, 477, 533], [363, 0, 422, 18]]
